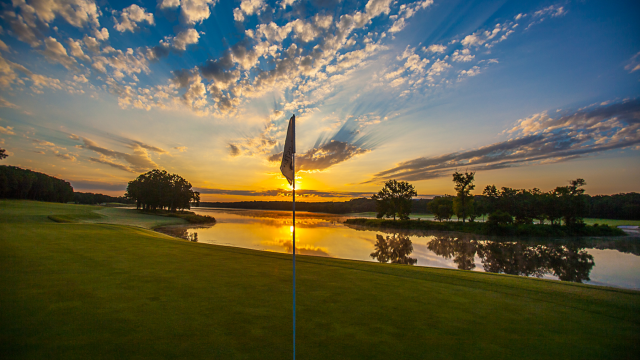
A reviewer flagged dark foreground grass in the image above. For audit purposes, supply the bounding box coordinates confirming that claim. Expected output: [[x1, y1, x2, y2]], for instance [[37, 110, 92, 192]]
[[1, 201, 639, 359]]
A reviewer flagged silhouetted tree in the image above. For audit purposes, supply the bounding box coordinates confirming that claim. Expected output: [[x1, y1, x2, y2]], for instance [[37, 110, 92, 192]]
[[427, 195, 454, 221], [0, 166, 73, 202], [0, 148, 7, 160], [125, 169, 200, 211], [372, 180, 417, 220], [452, 171, 475, 223]]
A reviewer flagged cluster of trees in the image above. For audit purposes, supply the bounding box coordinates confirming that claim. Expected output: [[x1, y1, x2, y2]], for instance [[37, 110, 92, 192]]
[[73, 192, 133, 205], [427, 171, 593, 226], [125, 169, 200, 211], [372, 180, 418, 220], [0, 165, 74, 203], [587, 193, 640, 220]]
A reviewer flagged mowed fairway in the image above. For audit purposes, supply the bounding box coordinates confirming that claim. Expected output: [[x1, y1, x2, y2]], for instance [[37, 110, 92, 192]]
[[1, 201, 638, 359]]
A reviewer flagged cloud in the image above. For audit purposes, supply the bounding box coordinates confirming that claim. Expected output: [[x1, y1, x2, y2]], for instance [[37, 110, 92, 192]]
[[78, 137, 160, 172], [113, 4, 154, 32], [68, 180, 127, 192], [173, 146, 187, 152], [0, 126, 15, 135], [0, 96, 20, 109], [177, 0, 218, 25], [234, 0, 266, 22], [0, 40, 10, 52], [40, 37, 78, 70], [625, 51, 640, 73], [171, 28, 200, 51], [195, 187, 375, 198], [424, 44, 446, 53], [367, 99, 640, 183], [15, 0, 100, 28], [228, 143, 240, 156], [267, 118, 380, 172], [67, 38, 91, 62], [452, 48, 474, 62]]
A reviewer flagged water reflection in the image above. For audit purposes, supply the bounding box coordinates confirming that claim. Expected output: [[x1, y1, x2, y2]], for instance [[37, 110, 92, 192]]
[[371, 234, 417, 265], [158, 208, 640, 289], [425, 236, 595, 283]]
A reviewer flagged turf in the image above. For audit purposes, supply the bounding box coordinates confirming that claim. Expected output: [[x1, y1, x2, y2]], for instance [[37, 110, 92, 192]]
[[1, 200, 639, 359]]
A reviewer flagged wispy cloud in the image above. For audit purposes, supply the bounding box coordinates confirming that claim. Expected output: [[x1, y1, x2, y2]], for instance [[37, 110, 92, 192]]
[[366, 99, 640, 183], [266, 117, 383, 172]]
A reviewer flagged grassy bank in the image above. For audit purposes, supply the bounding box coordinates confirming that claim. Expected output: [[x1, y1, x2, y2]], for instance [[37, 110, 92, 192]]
[[1, 200, 638, 359], [344, 218, 627, 237], [137, 208, 216, 224]]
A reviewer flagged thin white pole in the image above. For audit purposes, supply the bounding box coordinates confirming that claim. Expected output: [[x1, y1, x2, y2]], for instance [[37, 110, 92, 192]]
[[292, 117, 296, 360]]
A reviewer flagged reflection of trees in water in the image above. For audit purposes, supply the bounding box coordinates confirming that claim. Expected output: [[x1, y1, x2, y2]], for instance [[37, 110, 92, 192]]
[[155, 227, 199, 242], [427, 236, 595, 283], [371, 234, 417, 265]]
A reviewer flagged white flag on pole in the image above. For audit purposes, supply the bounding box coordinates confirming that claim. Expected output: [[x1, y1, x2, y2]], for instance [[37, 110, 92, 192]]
[[280, 115, 295, 185]]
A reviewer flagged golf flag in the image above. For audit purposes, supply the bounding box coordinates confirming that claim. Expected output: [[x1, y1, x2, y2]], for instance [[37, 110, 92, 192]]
[[280, 115, 296, 185]]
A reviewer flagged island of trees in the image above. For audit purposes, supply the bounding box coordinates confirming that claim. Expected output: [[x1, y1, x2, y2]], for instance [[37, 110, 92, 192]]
[[347, 172, 630, 237]]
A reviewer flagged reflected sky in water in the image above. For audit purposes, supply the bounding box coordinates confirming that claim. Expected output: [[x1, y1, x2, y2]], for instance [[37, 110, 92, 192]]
[[155, 208, 640, 290]]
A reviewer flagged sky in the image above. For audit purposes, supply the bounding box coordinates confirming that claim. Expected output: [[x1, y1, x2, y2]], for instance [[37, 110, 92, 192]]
[[0, 0, 639, 202]]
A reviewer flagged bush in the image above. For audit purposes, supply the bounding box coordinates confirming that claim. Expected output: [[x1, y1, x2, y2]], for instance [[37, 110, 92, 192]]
[[488, 210, 513, 225]]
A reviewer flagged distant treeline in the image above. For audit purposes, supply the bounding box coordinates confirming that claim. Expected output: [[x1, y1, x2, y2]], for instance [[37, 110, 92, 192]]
[[73, 192, 133, 205], [202, 193, 639, 220], [0, 165, 73, 203], [201, 198, 430, 214]]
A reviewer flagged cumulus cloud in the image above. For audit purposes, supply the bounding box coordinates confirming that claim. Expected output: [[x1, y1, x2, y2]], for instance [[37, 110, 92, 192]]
[[424, 44, 446, 53], [67, 38, 91, 62], [113, 4, 155, 32], [234, 0, 266, 22], [40, 37, 77, 70], [171, 28, 200, 51], [172, 0, 219, 25], [452, 48, 474, 62], [12, 0, 101, 28], [366, 99, 640, 183], [0, 125, 15, 135]]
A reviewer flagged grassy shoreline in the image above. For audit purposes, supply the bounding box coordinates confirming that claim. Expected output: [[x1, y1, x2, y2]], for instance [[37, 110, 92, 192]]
[[1, 200, 639, 358], [344, 218, 627, 237]]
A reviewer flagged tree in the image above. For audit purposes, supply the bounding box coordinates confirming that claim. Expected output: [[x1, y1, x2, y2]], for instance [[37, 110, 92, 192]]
[[427, 196, 454, 221], [452, 171, 475, 223], [554, 178, 588, 227], [125, 169, 200, 211], [372, 180, 417, 220], [0, 148, 7, 160]]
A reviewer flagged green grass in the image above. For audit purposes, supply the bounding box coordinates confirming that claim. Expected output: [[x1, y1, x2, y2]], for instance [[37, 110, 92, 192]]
[[583, 218, 640, 227], [1, 200, 639, 359]]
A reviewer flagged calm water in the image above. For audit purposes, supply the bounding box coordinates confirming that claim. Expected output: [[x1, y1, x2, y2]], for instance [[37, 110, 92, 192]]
[[156, 208, 640, 290]]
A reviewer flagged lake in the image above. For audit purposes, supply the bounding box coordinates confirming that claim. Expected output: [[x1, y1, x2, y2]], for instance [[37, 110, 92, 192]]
[[156, 208, 640, 290]]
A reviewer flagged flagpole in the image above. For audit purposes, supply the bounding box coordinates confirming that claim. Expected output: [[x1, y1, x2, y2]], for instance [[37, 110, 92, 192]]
[[292, 116, 296, 360]]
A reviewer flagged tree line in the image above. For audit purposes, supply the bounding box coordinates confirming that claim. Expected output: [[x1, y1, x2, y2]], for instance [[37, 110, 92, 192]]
[[73, 192, 133, 205], [125, 169, 200, 211], [428, 173, 592, 226], [0, 165, 74, 203]]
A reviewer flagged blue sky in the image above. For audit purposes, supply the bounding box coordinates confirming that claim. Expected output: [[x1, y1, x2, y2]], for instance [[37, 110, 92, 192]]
[[0, 0, 639, 200]]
